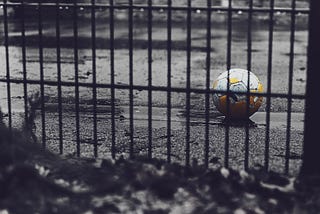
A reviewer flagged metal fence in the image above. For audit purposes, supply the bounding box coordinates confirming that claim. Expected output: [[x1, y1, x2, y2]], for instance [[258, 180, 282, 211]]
[[0, 0, 310, 175]]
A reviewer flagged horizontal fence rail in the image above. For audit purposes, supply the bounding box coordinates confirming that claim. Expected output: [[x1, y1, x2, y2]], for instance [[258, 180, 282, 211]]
[[0, 78, 307, 99], [0, 2, 310, 14], [0, 0, 309, 175]]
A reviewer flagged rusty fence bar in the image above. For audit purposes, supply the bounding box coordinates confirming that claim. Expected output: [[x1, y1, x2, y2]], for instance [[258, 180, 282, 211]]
[[166, 0, 172, 163], [3, 0, 12, 133], [245, 0, 253, 171], [109, 0, 116, 159], [147, 0, 152, 159], [55, 0, 63, 155], [37, 1, 46, 150], [285, 0, 296, 175], [91, 0, 98, 157], [204, 0, 212, 168], [264, 0, 275, 172]]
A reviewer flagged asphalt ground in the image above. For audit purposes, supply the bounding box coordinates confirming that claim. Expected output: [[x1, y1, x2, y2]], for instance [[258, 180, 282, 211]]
[[0, 11, 307, 175], [3, 104, 304, 176]]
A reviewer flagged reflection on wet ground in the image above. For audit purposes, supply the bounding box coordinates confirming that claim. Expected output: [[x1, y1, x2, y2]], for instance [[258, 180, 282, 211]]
[[29, 101, 304, 131]]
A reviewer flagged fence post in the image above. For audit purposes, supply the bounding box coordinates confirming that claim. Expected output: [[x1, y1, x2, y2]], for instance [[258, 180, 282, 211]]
[[300, 0, 320, 176]]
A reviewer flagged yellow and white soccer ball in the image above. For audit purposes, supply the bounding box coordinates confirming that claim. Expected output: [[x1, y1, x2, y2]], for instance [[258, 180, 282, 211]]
[[212, 68, 263, 119]]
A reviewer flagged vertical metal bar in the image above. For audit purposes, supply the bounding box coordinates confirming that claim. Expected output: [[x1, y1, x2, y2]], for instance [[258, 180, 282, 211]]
[[285, 0, 296, 175], [73, 1, 81, 157], [204, 0, 212, 168], [300, 0, 320, 176], [3, 0, 12, 131], [245, 0, 253, 171], [225, 0, 233, 168], [38, 2, 46, 149], [91, 0, 98, 157], [265, 0, 275, 171], [147, 0, 153, 159], [56, 0, 63, 154], [185, 0, 192, 167], [20, 1, 28, 124], [129, 0, 134, 158], [166, 0, 172, 163], [110, 0, 116, 159]]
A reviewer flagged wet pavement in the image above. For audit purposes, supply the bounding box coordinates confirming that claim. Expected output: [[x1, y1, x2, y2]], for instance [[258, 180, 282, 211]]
[[3, 104, 304, 176], [0, 10, 308, 175]]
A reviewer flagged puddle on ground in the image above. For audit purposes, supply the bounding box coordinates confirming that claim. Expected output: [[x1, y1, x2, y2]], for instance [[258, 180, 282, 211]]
[[120, 105, 304, 131]]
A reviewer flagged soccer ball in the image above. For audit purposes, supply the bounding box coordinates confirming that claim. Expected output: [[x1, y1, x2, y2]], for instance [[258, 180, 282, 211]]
[[212, 68, 263, 119]]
